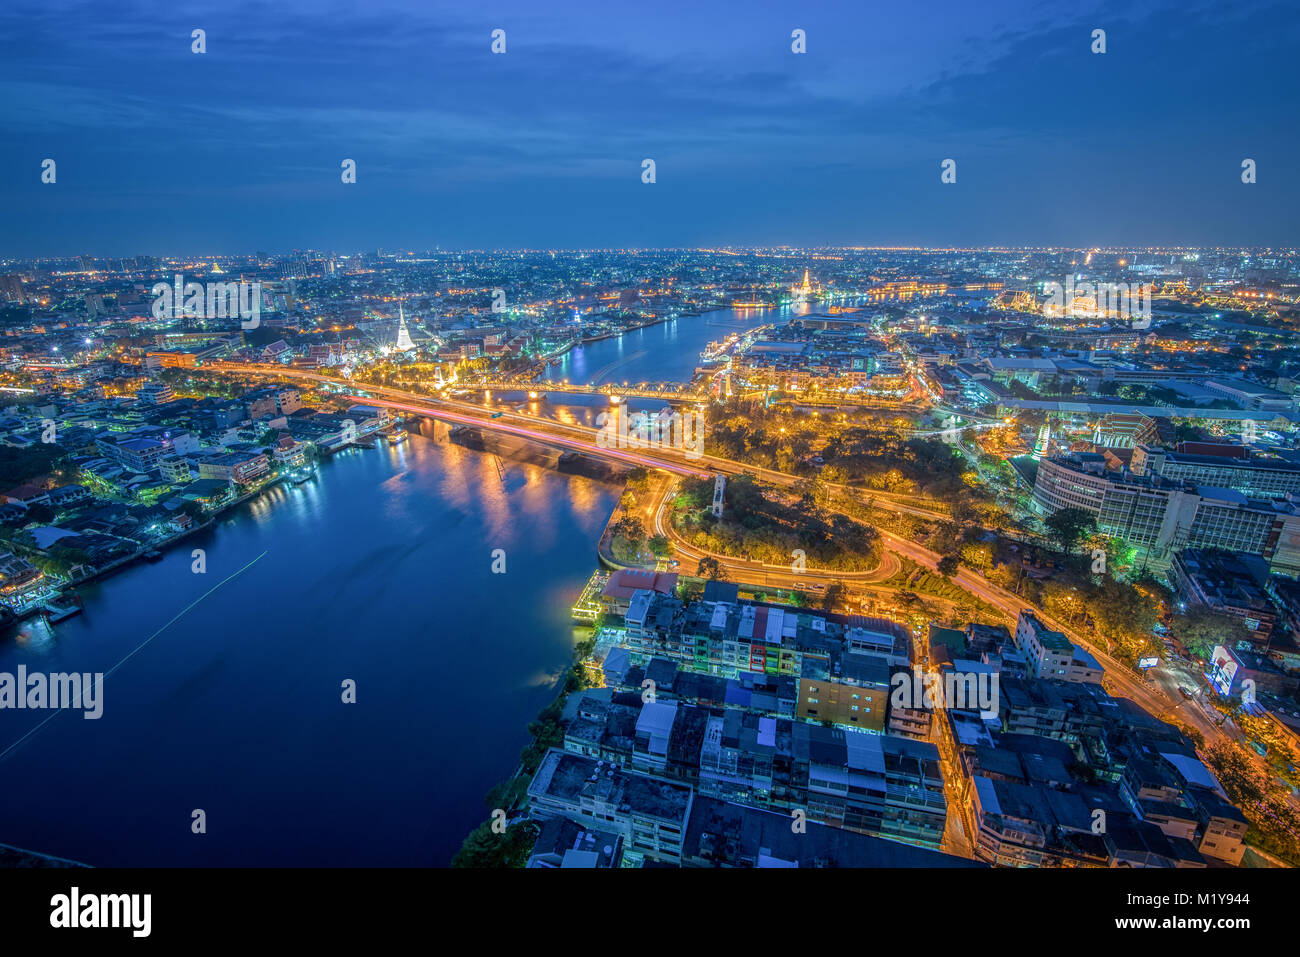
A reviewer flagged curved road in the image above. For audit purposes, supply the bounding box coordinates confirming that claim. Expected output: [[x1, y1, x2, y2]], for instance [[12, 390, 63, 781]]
[[214, 362, 1222, 744]]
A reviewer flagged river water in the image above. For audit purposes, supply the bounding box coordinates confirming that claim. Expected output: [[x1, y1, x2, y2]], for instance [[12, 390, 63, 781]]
[[545, 305, 785, 386], [0, 306, 775, 866]]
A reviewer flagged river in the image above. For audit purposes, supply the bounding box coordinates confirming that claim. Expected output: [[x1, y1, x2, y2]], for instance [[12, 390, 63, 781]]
[[0, 306, 778, 866], [0, 428, 617, 865], [544, 304, 789, 386]]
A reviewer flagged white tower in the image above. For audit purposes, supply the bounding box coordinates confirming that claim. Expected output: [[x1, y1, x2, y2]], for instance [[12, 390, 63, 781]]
[[396, 303, 415, 351]]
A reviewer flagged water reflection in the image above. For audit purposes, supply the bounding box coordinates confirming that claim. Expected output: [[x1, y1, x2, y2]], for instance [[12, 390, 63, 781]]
[[0, 428, 620, 866]]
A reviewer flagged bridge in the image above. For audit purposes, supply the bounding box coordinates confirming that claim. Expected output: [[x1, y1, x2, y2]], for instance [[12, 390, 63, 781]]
[[462, 379, 705, 401], [206, 362, 713, 476], [206, 362, 954, 520]]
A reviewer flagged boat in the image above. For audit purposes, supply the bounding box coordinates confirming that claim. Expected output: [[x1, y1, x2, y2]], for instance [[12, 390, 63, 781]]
[[699, 333, 740, 364], [288, 466, 316, 484], [142, 549, 164, 562]]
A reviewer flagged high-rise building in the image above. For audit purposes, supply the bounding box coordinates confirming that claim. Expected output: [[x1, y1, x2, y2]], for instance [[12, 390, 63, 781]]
[[1033, 452, 1300, 571]]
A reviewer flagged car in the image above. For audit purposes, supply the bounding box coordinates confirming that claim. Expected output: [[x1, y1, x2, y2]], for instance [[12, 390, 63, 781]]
[[1178, 687, 1194, 700]]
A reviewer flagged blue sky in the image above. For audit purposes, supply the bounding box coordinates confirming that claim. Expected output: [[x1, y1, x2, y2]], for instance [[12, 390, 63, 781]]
[[2, 0, 1297, 255]]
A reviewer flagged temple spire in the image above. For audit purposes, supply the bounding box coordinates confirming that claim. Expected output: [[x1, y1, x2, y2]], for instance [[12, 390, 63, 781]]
[[396, 302, 415, 351]]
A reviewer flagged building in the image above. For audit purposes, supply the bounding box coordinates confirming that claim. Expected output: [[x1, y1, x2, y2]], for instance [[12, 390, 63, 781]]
[[681, 796, 982, 868], [794, 724, 948, 847], [599, 569, 679, 616], [525, 818, 623, 869], [1131, 443, 1300, 498], [1206, 644, 1298, 698], [0, 552, 44, 597], [244, 386, 302, 421], [797, 650, 891, 732], [270, 432, 307, 468], [1168, 549, 1278, 645], [95, 432, 171, 472], [527, 748, 693, 867], [1013, 612, 1104, 684], [1093, 413, 1159, 449], [136, 379, 175, 405], [621, 592, 912, 689], [1033, 452, 1300, 571], [197, 451, 269, 485], [159, 456, 195, 484]]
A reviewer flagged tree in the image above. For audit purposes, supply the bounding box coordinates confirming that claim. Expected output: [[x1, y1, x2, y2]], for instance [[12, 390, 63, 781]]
[[22, 503, 55, 525], [1087, 578, 1160, 658], [646, 535, 671, 558], [451, 818, 539, 868], [0, 444, 66, 490], [821, 582, 847, 611], [926, 521, 963, 555], [960, 542, 994, 571], [936, 555, 960, 577], [696, 556, 722, 580], [949, 499, 979, 527], [1044, 507, 1097, 552], [180, 500, 206, 521], [1172, 607, 1251, 660], [625, 467, 651, 494], [613, 516, 645, 545]]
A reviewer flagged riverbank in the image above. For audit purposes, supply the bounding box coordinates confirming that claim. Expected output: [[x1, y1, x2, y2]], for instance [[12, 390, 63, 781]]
[[527, 312, 685, 375], [0, 842, 90, 868], [3, 471, 298, 628], [2, 434, 391, 628], [540, 304, 772, 388], [0, 427, 620, 866], [595, 472, 669, 571]]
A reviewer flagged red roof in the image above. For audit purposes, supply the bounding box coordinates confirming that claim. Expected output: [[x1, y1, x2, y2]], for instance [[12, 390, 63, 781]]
[[602, 569, 679, 601]]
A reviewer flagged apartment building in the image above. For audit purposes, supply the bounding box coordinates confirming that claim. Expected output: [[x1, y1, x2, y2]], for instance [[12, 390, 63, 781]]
[[95, 431, 171, 472], [527, 748, 693, 867], [797, 651, 891, 732], [561, 681, 947, 848], [197, 450, 269, 485], [623, 592, 910, 681], [794, 724, 947, 848], [1033, 452, 1300, 571], [1168, 549, 1278, 644], [1131, 443, 1300, 498], [1013, 612, 1104, 683], [243, 385, 303, 420]]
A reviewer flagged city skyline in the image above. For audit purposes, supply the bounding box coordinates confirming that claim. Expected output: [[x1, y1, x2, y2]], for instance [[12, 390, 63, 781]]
[[3, 0, 1300, 899], [1, 238, 1298, 876]]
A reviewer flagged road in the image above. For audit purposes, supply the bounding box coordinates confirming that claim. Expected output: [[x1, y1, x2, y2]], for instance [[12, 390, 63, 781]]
[[214, 362, 1225, 745], [210, 363, 953, 522], [644, 470, 1226, 747], [650, 479, 901, 591]]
